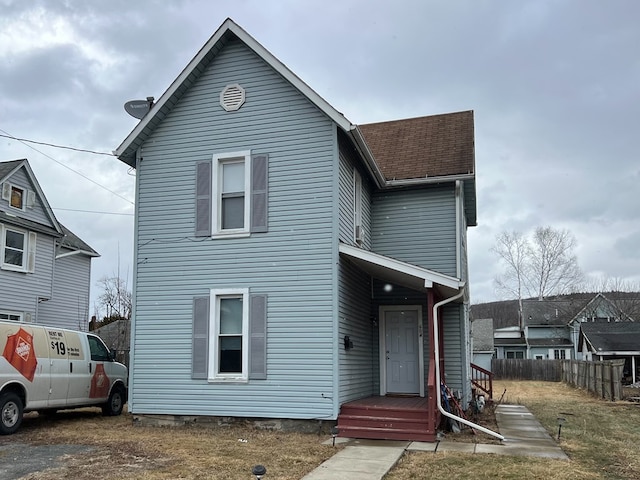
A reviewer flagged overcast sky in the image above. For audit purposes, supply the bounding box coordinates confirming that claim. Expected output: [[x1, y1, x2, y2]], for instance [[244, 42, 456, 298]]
[[1, 0, 638, 314]]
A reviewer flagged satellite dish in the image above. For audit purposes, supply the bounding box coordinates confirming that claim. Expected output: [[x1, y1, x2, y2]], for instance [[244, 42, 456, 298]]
[[124, 98, 153, 119]]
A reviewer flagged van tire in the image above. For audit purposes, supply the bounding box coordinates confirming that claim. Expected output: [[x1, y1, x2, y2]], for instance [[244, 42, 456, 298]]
[[102, 386, 125, 416], [0, 392, 23, 435]]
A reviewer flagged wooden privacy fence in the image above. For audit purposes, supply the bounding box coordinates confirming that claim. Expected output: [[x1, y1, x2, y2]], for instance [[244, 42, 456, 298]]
[[491, 358, 626, 401], [492, 359, 562, 381], [561, 359, 625, 401]]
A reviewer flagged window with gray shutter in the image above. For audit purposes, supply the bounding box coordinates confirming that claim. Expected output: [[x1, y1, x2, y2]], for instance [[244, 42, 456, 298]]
[[249, 294, 267, 379], [195, 162, 212, 237], [192, 296, 210, 379], [250, 154, 268, 233]]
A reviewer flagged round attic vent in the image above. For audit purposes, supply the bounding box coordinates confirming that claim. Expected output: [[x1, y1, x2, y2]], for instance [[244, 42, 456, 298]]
[[220, 83, 245, 111]]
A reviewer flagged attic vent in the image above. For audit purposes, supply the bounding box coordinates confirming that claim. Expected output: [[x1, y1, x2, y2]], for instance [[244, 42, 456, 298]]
[[220, 83, 246, 111]]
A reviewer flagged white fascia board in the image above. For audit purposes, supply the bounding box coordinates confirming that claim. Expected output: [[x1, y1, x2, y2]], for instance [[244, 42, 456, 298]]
[[339, 243, 463, 290], [116, 18, 355, 159], [56, 249, 100, 259]]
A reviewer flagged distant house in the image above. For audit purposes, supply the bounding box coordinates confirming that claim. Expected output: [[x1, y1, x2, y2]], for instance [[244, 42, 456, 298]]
[[0, 159, 99, 330], [471, 317, 494, 371], [114, 18, 478, 441], [472, 292, 638, 361], [579, 322, 640, 383]]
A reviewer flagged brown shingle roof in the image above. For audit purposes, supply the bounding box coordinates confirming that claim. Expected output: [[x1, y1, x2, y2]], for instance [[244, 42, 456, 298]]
[[358, 111, 475, 181]]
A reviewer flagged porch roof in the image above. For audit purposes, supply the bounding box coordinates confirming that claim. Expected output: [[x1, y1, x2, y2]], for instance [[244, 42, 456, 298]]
[[338, 244, 464, 298]]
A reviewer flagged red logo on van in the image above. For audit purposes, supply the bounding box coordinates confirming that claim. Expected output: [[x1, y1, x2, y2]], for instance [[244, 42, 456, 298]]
[[2, 327, 38, 382], [89, 363, 111, 398]]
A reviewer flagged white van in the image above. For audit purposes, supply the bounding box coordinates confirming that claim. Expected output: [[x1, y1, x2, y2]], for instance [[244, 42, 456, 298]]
[[0, 320, 128, 434]]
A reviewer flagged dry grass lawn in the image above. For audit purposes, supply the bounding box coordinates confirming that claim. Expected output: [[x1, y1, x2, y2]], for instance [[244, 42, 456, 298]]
[[3, 381, 640, 479], [387, 380, 640, 480]]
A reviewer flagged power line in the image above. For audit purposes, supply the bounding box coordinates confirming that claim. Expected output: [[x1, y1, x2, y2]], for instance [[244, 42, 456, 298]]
[[53, 207, 134, 216], [0, 127, 134, 205], [0, 133, 115, 156]]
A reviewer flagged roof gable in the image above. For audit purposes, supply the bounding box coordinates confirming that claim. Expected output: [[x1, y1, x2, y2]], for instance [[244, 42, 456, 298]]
[[0, 158, 62, 235]]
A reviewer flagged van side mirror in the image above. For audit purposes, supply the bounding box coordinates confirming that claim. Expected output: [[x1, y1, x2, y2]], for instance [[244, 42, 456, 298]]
[[109, 349, 117, 362]]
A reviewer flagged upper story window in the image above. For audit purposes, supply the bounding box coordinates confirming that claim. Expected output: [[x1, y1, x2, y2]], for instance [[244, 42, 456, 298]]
[[353, 169, 363, 245], [10, 186, 24, 209], [2, 183, 35, 211], [196, 151, 268, 238], [0, 224, 36, 273]]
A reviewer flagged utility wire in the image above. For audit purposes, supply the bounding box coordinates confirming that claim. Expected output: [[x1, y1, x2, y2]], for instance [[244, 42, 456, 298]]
[[53, 207, 134, 216], [0, 127, 134, 205], [0, 133, 115, 156]]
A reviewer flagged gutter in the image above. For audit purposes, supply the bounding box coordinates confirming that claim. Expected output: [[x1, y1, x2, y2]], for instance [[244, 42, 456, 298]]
[[433, 290, 504, 440]]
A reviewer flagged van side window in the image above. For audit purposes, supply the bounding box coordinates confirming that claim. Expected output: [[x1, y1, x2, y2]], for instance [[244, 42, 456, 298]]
[[88, 335, 111, 362]]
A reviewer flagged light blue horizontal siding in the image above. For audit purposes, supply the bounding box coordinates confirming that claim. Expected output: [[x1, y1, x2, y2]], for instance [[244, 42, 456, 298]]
[[442, 303, 464, 394], [37, 249, 91, 331], [371, 185, 457, 276], [130, 38, 338, 419], [338, 257, 376, 403]]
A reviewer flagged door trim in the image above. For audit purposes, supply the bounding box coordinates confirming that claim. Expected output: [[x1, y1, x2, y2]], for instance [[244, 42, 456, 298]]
[[379, 305, 424, 397]]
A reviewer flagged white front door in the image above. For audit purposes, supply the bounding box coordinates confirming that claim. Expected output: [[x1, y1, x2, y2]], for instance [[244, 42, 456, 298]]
[[381, 306, 422, 395]]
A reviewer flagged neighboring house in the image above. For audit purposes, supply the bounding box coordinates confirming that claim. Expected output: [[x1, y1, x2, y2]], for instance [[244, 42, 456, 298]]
[[471, 318, 494, 371], [90, 319, 130, 368], [579, 322, 640, 384], [114, 18, 477, 441], [472, 292, 638, 361], [0, 159, 99, 330]]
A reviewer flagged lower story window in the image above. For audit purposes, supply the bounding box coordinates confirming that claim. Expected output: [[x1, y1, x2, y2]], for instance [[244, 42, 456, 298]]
[[210, 289, 248, 381], [506, 350, 524, 359], [553, 349, 567, 360], [0, 311, 22, 322]]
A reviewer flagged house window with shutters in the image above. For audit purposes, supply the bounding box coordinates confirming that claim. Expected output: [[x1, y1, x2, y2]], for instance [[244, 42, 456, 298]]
[[196, 152, 268, 238], [192, 290, 267, 382], [2, 183, 35, 211], [0, 224, 36, 273]]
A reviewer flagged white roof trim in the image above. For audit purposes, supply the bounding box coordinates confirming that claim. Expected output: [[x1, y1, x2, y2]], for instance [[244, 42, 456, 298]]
[[339, 243, 463, 293], [116, 18, 355, 159]]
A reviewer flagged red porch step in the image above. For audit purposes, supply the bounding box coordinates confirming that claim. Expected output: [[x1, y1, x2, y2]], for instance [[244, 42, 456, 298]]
[[337, 396, 436, 442]]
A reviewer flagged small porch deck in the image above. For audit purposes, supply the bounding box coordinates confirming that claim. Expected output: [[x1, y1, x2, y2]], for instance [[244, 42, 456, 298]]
[[337, 395, 437, 442]]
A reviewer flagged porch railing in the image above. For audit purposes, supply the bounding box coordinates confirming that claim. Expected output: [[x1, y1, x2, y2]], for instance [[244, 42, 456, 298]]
[[427, 361, 440, 432], [470, 362, 493, 400]]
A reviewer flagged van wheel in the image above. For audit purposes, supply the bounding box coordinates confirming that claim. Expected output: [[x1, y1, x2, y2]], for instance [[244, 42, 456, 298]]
[[102, 386, 125, 416], [0, 392, 23, 435]]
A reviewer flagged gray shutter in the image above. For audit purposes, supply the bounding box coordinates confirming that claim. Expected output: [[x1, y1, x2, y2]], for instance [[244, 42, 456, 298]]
[[249, 294, 267, 380], [192, 296, 210, 379], [195, 161, 212, 237], [250, 154, 268, 233]]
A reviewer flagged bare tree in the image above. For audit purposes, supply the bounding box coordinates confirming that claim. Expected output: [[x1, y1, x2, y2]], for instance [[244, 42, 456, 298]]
[[492, 231, 530, 328], [96, 275, 132, 321], [528, 227, 583, 300], [492, 226, 583, 308]]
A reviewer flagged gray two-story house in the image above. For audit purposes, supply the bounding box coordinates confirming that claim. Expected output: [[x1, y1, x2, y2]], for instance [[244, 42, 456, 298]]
[[0, 159, 99, 330], [115, 19, 477, 441]]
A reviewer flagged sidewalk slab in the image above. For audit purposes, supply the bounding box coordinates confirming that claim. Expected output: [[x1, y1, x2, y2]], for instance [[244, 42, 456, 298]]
[[301, 445, 405, 480]]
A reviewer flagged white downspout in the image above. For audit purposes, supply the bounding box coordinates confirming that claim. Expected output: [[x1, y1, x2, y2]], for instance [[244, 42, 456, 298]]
[[434, 290, 504, 440]]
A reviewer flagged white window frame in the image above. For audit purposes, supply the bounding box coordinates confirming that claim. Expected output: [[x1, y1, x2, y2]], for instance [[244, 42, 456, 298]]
[[212, 151, 251, 238], [208, 288, 249, 382], [353, 169, 363, 244], [551, 348, 569, 360], [1, 224, 30, 272], [506, 350, 524, 359], [0, 311, 23, 322]]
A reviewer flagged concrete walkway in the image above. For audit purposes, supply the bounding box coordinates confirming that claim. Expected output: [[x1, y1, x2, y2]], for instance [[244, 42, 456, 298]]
[[302, 404, 567, 480]]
